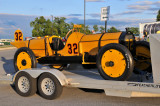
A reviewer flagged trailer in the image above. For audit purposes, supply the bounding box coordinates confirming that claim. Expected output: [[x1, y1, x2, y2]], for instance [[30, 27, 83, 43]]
[[10, 34, 160, 100]]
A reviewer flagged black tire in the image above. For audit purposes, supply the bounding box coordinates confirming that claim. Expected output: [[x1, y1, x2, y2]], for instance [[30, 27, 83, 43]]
[[15, 71, 37, 97], [82, 64, 97, 69], [134, 41, 152, 73], [97, 43, 134, 81], [38, 73, 63, 100], [14, 47, 37, 72], [49, 64, 67, 71]]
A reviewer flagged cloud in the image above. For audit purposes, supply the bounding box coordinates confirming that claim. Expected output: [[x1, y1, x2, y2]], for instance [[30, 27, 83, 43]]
[[68, 14, 82, 16], [114, 10, 143, 16], [86, 0, 105, 2], [87, 13, 101, 18], [128, 1, 160, 12], [135, 1, 153, 5], [128, 5, 150, 10], [0, 14, 37, 39]]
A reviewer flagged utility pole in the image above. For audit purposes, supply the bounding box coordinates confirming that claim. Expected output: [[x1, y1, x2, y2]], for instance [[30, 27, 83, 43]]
[[105, 21, 107, 33], [51, 15, 53, 36], [84, 0, 86, 34]]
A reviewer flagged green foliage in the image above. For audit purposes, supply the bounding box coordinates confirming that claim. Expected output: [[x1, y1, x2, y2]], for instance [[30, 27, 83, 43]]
[[53, 17, 71, 37], [157, 10, 160, 21], [77, 24, 92, 35], [30, 16, 71, 37], [100, 26, 105, 33], [107, 27, 120, 33], [128, 27, 139, 34], [31, 16, 126, 37], [93, 25, 99, 32], [30, 16, 53, 37]]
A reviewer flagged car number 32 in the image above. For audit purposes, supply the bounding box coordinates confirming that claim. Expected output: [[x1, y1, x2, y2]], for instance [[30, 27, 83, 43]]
[[67, 43, 78, 54]]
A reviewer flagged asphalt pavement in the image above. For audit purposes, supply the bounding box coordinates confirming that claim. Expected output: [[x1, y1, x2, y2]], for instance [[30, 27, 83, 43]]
[[0, 49, 160, 106]]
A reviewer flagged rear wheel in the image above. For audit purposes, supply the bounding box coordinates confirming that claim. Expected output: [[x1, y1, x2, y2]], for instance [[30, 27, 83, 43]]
[[14, 47, 37, 72], [97, 43, 134, 81], [134, 41, 152, 73]]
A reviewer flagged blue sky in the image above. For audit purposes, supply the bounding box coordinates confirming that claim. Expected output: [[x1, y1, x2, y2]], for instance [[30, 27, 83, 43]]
[[0, 0, 160, 39]]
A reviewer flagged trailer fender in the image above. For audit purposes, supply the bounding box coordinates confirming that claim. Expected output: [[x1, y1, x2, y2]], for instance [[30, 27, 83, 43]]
[[12, 69, 68, 86]]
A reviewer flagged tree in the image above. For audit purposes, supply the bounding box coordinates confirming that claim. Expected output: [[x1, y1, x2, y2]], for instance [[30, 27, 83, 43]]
[[30, 16, 71, 37], [157, 10, 160, 21], [77, 24, 92, 35], [100, 26, 105, 33], [93, 25, 98, 32], [53, 17, 71, 37], [30, 16, 47, 37], [128, 27, 139, 34], [107, 27, 120, 33]]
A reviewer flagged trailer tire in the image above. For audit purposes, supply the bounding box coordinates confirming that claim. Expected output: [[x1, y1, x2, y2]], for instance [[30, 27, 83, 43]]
[[14, 47, 37, 72], [38, 73, 63, 100], [15, 71, 37, 97], [97, 43, 134, 81]]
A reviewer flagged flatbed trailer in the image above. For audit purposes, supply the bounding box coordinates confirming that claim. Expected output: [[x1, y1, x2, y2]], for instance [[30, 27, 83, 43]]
[[9, 34, 160, 99]]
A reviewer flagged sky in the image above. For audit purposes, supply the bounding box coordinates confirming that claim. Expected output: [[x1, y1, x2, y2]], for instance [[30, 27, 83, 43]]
[[0, 0, 159, 39]]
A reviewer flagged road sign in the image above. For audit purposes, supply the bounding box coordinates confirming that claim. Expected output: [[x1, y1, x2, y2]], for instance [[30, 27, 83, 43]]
[[101, 6, 110, 21]]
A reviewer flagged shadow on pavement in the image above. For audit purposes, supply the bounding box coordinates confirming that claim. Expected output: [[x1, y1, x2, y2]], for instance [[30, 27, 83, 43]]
[[66, 64, 103, 80], [1, 57, 15, 74]]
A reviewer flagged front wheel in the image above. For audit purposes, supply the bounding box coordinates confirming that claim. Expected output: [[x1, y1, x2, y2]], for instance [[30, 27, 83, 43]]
[[14, 47, 37, 72], [38, 73, 63, 100], [97, 43, 134, 81]]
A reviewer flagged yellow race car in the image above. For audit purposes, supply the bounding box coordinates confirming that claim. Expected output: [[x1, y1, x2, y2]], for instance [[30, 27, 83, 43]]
[[11, 25, 151, 81]]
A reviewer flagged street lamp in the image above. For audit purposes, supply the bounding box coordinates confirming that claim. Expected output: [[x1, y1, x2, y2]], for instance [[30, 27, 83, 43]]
[[84, 0, 86, 33], [51, 15, 53, 36]]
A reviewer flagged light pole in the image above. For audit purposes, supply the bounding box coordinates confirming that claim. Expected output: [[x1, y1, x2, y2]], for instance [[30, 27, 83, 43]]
[[84, 0, 86, 33], [51, 15, 53, 36]]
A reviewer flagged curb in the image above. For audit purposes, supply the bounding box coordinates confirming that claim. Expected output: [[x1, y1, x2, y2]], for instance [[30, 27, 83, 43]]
[[0, 47, 16, 51]]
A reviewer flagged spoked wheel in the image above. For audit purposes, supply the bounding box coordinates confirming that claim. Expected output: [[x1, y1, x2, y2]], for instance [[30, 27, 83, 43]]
[[49, 64, 67, 71], [15, 71, 37, 97], [38, 73, 63, 100], [134, 41, 152, 73], [97, 43, 134, 81], [14, 47, 37, 72]]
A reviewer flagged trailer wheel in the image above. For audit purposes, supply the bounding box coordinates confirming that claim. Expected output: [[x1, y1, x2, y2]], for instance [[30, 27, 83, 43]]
[[14, 47, 37, 72], [15, 71, 37, 97], [49, 64, 67, 71], [97, 43, 134, 81], [134, 41, 152, 73], [82, 64, 97, 69], [38, 73, 63, 100]]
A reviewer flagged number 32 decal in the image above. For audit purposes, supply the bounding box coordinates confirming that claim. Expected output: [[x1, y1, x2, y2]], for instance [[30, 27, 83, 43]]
[[68, 43, 78, 54], [14, 30, 23, 41]]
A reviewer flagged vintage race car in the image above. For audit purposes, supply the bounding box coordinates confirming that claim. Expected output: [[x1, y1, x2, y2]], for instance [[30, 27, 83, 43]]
[[11, 25, 151, 81]]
